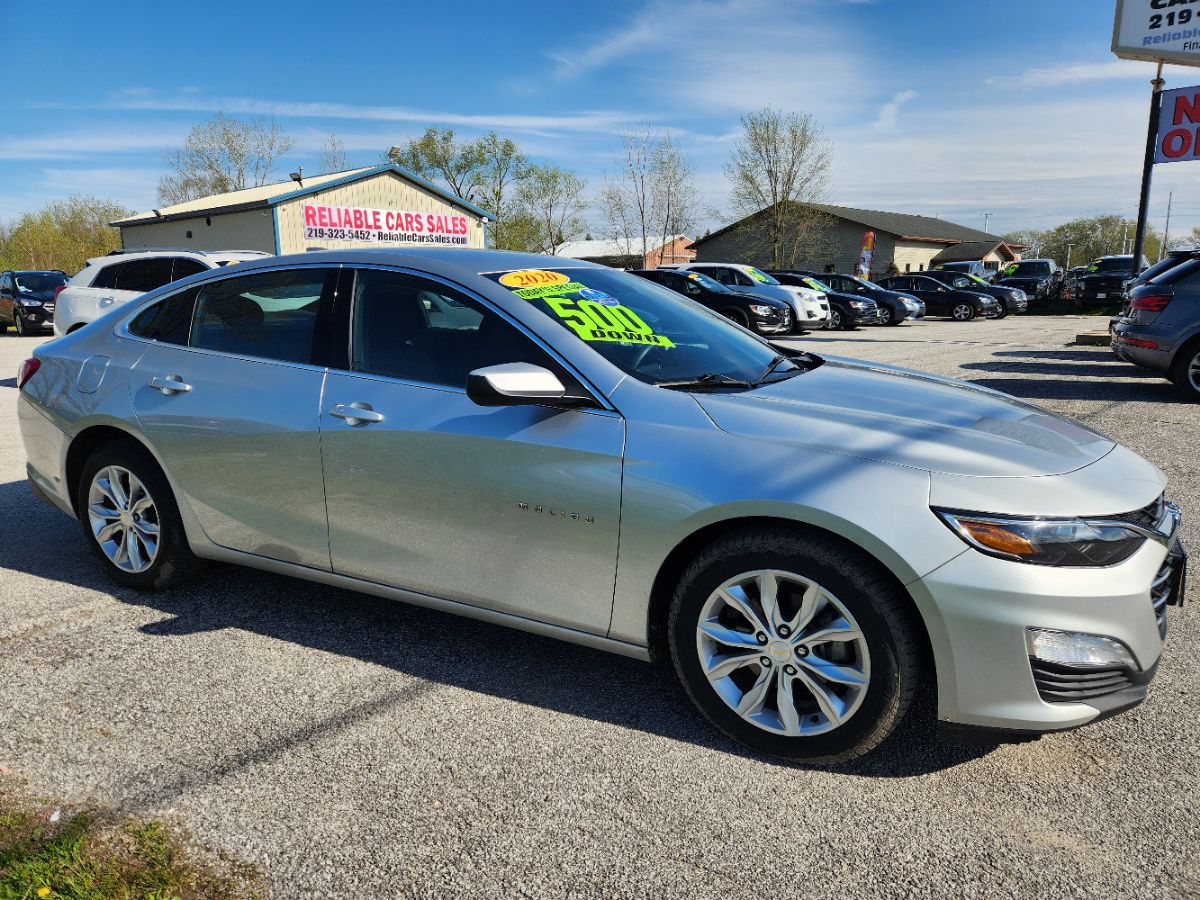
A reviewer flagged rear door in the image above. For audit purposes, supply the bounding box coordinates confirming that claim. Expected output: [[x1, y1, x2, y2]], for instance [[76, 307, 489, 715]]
[[0, 274, 12, 323], [128, 266, 337, 569], [318, 266, 624, 634]]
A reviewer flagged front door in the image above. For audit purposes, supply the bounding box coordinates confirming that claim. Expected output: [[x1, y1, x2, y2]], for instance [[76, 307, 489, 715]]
[[319, 267, 624, 635], [128, 267, 337, 570]]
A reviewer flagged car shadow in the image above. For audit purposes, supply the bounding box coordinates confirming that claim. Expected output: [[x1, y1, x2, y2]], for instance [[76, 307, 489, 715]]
[[0, 478, 990, 779], [0, 377, 16, 389], [960, 360, 1161, 379]]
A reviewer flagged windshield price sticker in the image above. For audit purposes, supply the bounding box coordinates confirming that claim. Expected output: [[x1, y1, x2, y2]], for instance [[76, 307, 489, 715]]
[[512, 281, 586, 299], [499, 269, 570, 288], [544, 297, 675, 348]]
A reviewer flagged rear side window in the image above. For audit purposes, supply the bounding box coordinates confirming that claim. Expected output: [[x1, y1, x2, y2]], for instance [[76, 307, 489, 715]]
[[115, 258, 174, 293], [91, 262, 124, 290], [190, 269, 331, 364], [128, 288, 198, 345]]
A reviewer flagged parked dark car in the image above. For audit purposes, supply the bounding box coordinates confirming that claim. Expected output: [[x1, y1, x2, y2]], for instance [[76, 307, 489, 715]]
[[0, 270, 68, 335], [875, 274, 999, 321], [923, 269, 1027, 317], [1062, 266, 1088, 303], [996, 259, 1059, 306], [1111, 257, 1200, 400], [1075, 255, 1144, 307], [796, 271, 922, 326], [1111, 250, 1200, 326], [765, 270, 885, 329], [629, 268, 793, 335], [934, 261, 990, 278]]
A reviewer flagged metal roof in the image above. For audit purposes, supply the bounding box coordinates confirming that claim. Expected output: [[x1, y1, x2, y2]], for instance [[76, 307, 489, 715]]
[[555, 236, 689, 259], [112, 164, 495, 227], [930, 240, 1021, 263]]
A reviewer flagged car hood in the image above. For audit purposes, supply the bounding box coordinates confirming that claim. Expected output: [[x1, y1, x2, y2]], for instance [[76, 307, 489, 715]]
[[693, 357, 1115, 477], [16, 289, 57, 302]]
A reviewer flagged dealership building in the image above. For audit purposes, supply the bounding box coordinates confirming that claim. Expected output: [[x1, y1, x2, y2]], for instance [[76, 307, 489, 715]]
[[112, 164, 493, 256]]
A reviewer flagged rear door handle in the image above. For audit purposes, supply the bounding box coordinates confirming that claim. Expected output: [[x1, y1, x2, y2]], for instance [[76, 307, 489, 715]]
[[149, 375, 192, 395], [330, 402, 384, 426]]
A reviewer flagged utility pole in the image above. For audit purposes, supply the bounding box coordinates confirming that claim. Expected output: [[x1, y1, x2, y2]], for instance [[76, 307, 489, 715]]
[[1161, 191, 1173, 261], [984, 212, 993, 233], [1066, 243, 1073, 269], [1132, 61, 1166, 272]]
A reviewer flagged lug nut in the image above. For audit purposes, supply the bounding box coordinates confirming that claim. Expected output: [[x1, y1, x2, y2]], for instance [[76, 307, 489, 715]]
[[795, 645, 809, 657], [760, 657, 772, 668], [784, 664, 797, 675], [778, 625, 791, 637], [755, 632, 768, 645]]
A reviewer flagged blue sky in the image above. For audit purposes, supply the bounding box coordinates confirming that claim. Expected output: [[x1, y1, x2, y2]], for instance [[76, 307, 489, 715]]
[[4, 0, 1200, 243]]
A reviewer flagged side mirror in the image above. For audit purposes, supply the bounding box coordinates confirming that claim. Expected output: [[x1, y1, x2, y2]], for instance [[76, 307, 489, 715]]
[[466, 363, 592, 410]]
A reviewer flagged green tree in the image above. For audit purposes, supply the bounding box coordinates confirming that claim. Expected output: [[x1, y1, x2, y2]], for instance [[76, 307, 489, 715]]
[[388, 127, 486, 205], [0, 196, 129, 273], [725, 107, 832, 268], [158, 113, 295, 205], [1004, 214, 1164, 268]]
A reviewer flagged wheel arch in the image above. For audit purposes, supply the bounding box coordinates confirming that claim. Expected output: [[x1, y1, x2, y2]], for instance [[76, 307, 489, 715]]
[[65, 423, 155, 517], [644, 515, 935, 671]]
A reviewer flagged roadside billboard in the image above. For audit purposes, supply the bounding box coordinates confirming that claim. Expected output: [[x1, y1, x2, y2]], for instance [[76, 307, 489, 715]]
[[1113, 0, 1200, 66]]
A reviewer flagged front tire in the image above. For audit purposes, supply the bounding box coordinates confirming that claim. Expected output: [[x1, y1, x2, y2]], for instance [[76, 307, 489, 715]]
[[951, 303, 975, 321], [14, 312, 27, 336], [994, 303, 1008, 320], [667, 527, 922, 764], [827, 308, 844, 331], [881, 306, 900, 326], [76, 439, 205, 590]]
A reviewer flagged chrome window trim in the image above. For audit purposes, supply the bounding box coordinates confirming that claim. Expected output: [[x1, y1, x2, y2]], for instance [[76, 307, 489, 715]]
[[340, 263, 617, 414]]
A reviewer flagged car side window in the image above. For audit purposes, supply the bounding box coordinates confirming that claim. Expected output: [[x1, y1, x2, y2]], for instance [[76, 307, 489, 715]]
[[680, 275, 702, 296], [128, 287, 198, 345], [115, 258, 174, 293], [91, 262, 124, 290], [733, 271, 755, 286], [190, 268, 330, 364], [0, 274, 10, 293], [349, 268, 555, 389], [171, 257, 208, 280]]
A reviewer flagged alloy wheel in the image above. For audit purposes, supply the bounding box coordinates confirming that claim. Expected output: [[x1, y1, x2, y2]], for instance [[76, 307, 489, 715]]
[[14, 313, 25, 336], [87, 465, 160, 573], [952, 304, 974, 321], [1189, 349, 1200, 392], [695, 569, 871, 737], [829, 309, 842, 330]]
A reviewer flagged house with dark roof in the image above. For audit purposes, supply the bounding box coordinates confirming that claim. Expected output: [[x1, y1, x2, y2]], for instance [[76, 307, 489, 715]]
[[690, 202, 1026, 277]]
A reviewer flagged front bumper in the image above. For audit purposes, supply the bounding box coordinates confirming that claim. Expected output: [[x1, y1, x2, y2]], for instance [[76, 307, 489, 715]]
[[753, 309, 793, 335], [846, 306, 886, 326], [15, 304, 54, 330], [914, 511, 1180, 734]]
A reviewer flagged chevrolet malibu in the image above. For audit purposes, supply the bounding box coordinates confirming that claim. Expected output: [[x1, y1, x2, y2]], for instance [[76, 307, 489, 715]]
[[16, 249, 1186, 763]]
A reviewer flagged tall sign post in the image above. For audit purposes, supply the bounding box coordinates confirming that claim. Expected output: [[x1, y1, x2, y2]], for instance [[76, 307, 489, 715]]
[[1113, 1, 1200, 269]]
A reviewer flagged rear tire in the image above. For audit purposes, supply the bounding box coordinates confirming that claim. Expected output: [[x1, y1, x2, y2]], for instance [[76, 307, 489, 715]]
[[76, 439, 206, 590], [1171, 340, 1200, 401], [667, 527, 922, 764]]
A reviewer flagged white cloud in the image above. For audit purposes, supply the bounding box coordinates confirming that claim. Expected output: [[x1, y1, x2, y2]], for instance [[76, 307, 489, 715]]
[[985, 59, 1199, 88], [872, 90, 917, 132], [0, 127, 187, 160]]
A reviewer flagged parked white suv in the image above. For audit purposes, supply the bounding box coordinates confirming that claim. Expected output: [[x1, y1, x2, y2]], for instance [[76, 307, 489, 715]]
[[669, 263, 830, 328], [54, 249, 269, 335]]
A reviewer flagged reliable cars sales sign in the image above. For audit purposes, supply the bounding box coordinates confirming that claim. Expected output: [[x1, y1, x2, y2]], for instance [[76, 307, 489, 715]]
[[302, 203, 470, 246], [1113, 0, 1200, 65]]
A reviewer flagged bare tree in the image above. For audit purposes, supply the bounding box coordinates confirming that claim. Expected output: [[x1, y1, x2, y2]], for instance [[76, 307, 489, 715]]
[[157, 113, 296, 205], [600, 127, 697, 264], [725, 108, 832, 268], [513, 165, 587, 255], [319, 134, 349, 174]]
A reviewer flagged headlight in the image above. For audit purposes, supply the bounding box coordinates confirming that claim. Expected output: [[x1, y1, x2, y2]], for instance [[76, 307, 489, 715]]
[[934, 509, 1149, 567], [748, 304, 775, 316], [16, 298, 43, 307], [848, 300, 870, 308]]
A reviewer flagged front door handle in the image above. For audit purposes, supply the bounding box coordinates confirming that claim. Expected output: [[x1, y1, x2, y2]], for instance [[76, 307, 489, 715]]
[[330, 402, 384, 426], [149, 374, 192, 395]]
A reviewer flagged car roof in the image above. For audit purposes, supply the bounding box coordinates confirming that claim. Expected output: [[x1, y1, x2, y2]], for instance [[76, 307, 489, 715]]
[[6, 270, 67, 275]]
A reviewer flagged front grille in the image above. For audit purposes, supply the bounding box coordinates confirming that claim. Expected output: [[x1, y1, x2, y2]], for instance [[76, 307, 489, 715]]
[[1031, 660, 1132, 702], [1151, 559, 1172, 639], [1115, 494, 1165, 531]]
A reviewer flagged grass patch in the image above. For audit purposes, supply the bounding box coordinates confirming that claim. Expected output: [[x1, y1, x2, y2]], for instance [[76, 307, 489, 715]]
[[0, 792, 258, 900]]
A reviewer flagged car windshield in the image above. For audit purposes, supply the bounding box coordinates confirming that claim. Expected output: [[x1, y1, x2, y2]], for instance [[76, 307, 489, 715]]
[[1005, 262, 1053, 277], [483, 267, 803, 388], [849, 276, 877, 290], [745, 267, 781, 285], [14, 273, 66, 292], [966, 274, 991, 287], [684, 271, 731, 293], [949, 275, 975, 289], [802, 276, 831, 292], [1088, 257, 1133, 274]]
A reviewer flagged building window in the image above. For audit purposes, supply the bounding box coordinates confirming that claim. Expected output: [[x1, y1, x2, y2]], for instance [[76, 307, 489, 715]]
[[905, 263, 911, 272]]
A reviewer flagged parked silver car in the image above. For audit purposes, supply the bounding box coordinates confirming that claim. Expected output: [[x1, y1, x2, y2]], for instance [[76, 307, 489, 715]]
[[16, 249, 1185, 763]]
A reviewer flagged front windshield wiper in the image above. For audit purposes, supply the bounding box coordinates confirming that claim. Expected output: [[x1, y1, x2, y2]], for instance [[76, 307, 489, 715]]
[[751, 353, 798, 386], [655, 372, 752, 391]]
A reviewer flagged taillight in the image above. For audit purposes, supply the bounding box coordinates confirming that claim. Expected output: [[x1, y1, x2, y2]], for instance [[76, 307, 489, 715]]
[[53, 284, 67, 301], [17, 358, 40, 389], [1131, 294, 1171, 311]]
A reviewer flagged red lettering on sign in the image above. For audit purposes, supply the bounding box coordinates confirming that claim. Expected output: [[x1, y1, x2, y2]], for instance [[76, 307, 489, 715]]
[[1174, 93, 1200, 126], [1163, 128, 1193, 158], [304, 206, 317, 226], [371, 210, 381, 230], [317, 206, 330, 227]]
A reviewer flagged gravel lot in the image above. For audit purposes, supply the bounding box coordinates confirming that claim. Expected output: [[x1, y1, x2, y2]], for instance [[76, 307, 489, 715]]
[[1, 316, 1197, 898]]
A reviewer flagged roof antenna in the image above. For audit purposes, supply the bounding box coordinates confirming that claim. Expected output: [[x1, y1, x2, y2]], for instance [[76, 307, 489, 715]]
[[289, 166, 304, 187]]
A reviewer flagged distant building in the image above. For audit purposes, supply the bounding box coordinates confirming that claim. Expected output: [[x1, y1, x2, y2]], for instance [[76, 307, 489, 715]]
[[112, 164, 493, 256], [690, 203, 1025, 277], [556, 235, 695, 268]]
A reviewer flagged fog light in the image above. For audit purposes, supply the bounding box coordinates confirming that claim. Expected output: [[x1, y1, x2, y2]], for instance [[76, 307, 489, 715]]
[[1025, 628, 1136, 669]]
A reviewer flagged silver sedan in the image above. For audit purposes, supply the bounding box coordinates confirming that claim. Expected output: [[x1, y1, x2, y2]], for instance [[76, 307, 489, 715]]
[[16, 249, 1184, 763]]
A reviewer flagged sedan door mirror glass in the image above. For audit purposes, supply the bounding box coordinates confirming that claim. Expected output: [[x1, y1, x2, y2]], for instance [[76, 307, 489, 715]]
[[467, 363, 590, 409]]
